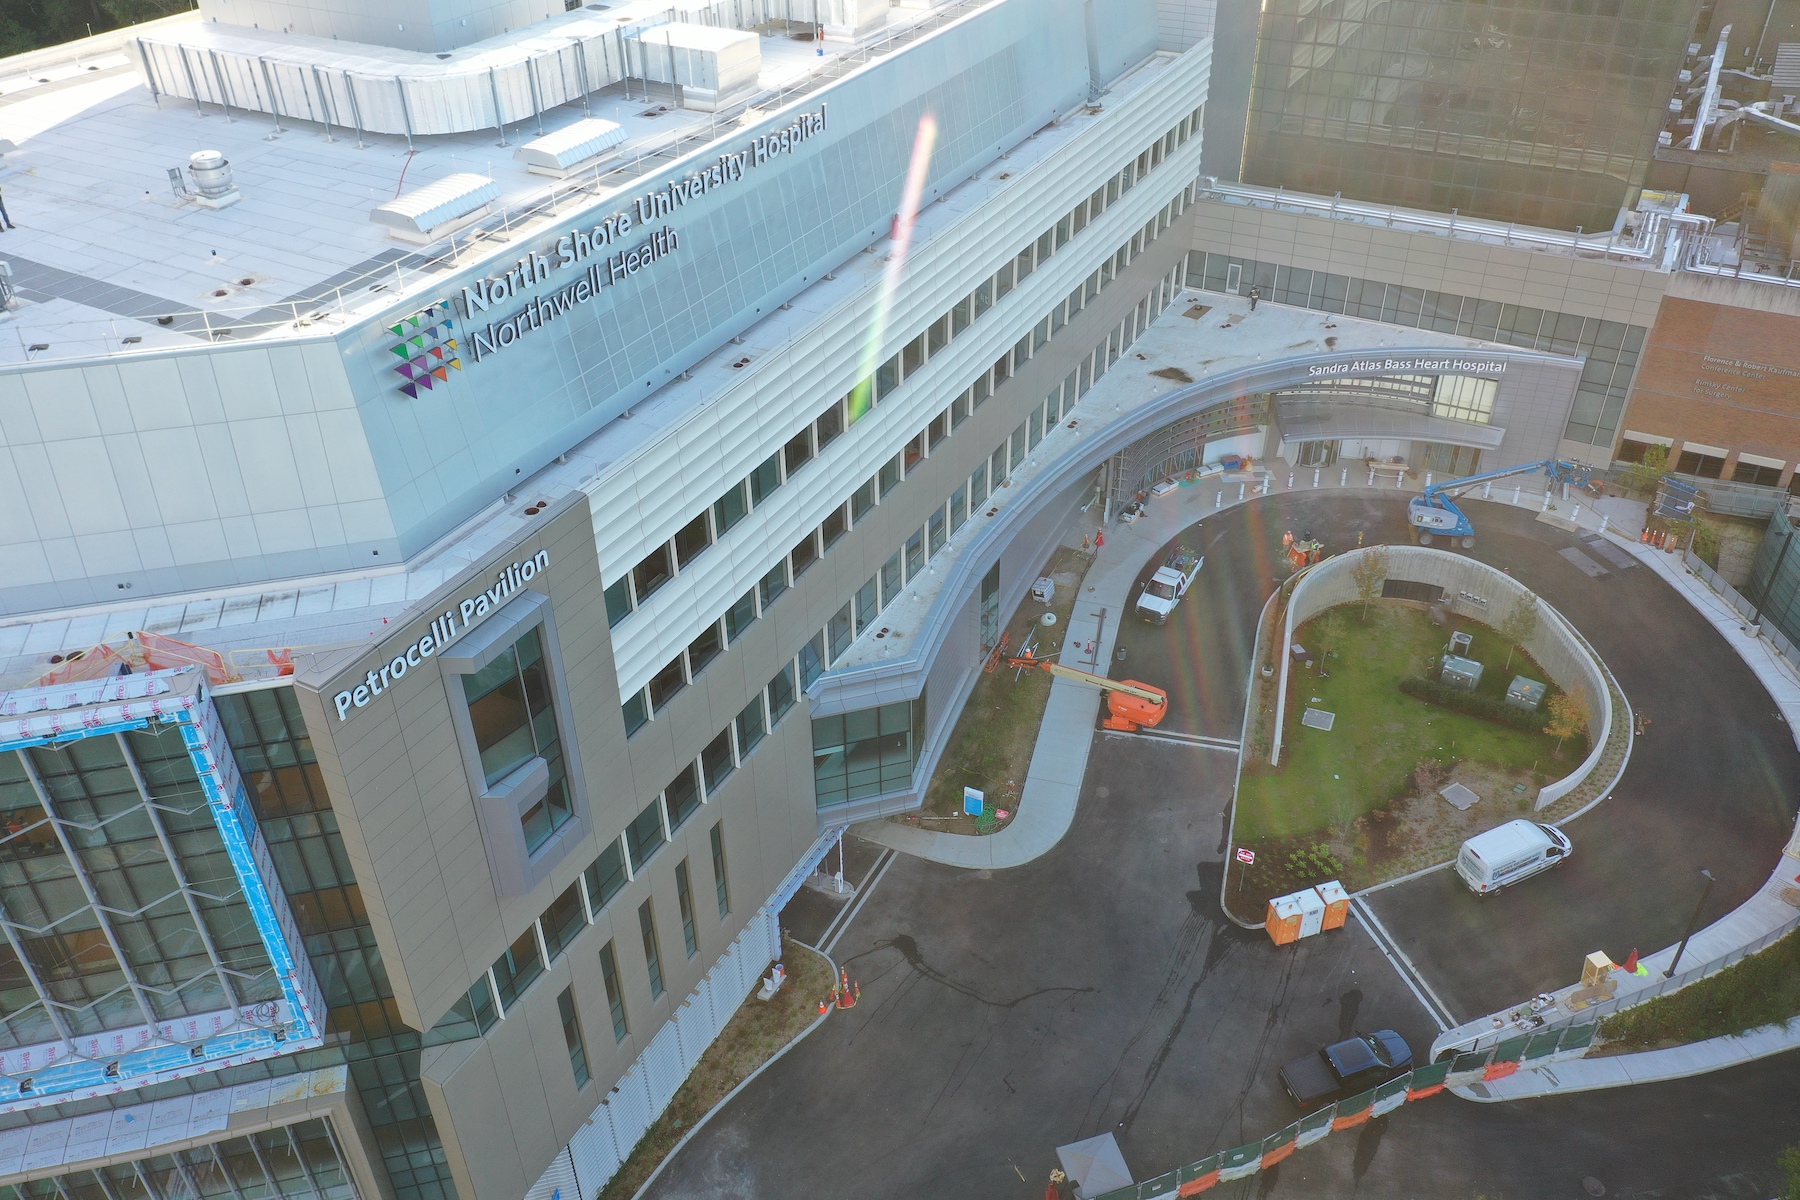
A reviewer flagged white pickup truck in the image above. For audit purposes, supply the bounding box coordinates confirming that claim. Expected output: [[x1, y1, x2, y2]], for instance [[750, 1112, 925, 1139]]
[[1135, 550, 1203, 624]]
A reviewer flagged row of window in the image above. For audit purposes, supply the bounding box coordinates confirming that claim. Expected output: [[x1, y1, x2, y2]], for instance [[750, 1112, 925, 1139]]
[[622, 180, 1198, 740], [603, 107, 1204, 629], [427, 817, 732, 1047]]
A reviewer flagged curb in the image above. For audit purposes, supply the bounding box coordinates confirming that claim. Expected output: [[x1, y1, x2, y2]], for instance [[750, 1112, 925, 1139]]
[[1220, 582, 1282, 930], [625, 940, 839, 1200]]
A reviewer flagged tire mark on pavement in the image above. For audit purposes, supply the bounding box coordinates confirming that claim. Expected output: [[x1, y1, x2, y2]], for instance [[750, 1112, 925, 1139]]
[[839, 934, 1097, 1009]]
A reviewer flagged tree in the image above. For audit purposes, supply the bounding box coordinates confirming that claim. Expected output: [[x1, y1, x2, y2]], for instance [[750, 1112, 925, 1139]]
[[1620, 443, 1670, 497], [1349, 545, 1390, 622], [1545, 692, 1590, 757], [1499, 593, 1539, 670]]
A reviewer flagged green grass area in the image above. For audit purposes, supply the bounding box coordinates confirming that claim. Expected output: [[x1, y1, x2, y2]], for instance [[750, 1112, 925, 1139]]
[[1234, 604, 1571, 841], [1599, 927, 1800, 1053]]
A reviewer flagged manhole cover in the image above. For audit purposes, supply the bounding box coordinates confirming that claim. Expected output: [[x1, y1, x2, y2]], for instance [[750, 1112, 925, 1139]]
[[1300, 708, 1335, 731], [1582, 1177, 1606, 1196], [1439, 782, 1481, 811]]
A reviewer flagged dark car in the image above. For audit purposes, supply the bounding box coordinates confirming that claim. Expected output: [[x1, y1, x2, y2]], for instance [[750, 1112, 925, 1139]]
[[1278, 1029, 1413, 1109]]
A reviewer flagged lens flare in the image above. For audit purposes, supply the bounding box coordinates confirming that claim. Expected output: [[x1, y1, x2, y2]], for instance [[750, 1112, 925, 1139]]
[[849, 112, 938, 422]]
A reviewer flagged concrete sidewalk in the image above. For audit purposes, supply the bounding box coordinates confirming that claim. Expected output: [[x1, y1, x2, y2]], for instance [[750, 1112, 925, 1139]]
[[855, 467, 1259, 868], [1446, 532, 1800, 1100]]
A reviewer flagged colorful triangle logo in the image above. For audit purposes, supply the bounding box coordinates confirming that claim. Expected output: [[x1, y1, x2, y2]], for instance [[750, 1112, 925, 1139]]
[[399, 382, 418, 398]]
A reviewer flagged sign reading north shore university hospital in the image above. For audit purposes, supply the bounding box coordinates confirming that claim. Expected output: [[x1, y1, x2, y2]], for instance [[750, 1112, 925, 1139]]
[[332, 550, 550, 721], [1306, 357, 1509, 378], [382, 104, 829, 396]]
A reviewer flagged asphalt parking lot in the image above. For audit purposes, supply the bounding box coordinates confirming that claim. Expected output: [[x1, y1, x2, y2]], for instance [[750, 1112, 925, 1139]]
[[648, 733, 1436, 1199], [647, 491, 1800, 1198]]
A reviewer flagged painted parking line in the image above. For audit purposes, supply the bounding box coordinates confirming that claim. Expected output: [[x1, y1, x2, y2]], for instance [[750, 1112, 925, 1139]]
[[1106, 727, 1243, 752], [1352, 896, 1459, 1033], [819, 848, 897, 957]]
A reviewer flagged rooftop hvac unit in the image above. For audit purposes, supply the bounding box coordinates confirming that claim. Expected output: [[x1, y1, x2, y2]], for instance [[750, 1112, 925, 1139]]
[[371, 173, 499, 244], [516, 118, 627, 177], [188, 150, 241, 210]]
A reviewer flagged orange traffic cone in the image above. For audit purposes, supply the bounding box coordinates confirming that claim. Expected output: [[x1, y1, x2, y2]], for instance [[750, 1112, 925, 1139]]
[[1640, 528, 1649, 543], [817, 995, 830, 1015]]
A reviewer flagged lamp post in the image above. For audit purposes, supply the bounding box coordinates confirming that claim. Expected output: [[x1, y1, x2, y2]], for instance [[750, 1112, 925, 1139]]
[[1665, 869, 1716, 979]]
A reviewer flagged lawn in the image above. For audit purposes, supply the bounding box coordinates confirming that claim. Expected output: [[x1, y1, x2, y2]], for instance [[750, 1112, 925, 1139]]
[[1598, 927, 1800, 1053], [1234, 603, 1572, 842], [905, 544, 1093, 834]]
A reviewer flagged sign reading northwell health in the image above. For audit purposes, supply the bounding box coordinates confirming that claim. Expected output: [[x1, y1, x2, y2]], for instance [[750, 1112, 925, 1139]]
[[452, 105, 828, 365]]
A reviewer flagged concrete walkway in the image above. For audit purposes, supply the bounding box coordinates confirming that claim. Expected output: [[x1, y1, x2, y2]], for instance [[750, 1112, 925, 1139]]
[[1446, 530, 1800, 1099], [855, 468, 1254, 868]]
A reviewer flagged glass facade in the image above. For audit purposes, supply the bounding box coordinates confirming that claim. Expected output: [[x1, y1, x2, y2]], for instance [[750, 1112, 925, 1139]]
[[0, 728, 283, 1051], [1, 1117, 358, 1200], [810, 698, 928, 808], [214, 690, 456, 1200], [1242, 0, 1699, 232], [1188, 251, 1645, 448], [459, 628, 572, 854]]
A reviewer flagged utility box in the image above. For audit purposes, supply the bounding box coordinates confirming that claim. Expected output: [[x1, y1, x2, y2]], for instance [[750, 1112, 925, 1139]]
[[1315, 880, 1349, 930], [1295, 887, 1326, 938], [1440, 654, 1484, 691], [1266, 893, 1304, 945], [1032, 576, 1056, 604], [1507, 676, 1546, 711]]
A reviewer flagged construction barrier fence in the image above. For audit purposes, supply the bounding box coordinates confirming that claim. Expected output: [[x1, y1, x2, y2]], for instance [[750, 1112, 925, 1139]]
[[1092, 1024, 1597, 1198]]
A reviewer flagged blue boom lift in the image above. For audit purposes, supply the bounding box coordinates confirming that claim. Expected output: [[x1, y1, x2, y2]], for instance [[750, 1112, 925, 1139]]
[[1408, 458, 1593, 547]]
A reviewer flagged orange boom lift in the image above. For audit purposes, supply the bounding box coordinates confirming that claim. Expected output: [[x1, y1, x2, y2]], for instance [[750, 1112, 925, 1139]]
[[1005, 651, 1169, 733]]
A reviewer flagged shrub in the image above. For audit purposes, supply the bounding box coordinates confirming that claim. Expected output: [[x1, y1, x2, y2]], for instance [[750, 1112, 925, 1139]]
[[1399, 676, 1550, 733], [1283, 843, 1343, 885]]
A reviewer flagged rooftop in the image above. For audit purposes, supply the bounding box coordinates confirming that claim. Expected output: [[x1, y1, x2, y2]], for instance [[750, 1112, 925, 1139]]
[[0, 48, 1185, 692], [0, 1, 978, 366]]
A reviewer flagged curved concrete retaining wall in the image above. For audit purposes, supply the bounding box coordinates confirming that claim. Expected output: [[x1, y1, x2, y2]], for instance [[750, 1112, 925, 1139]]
[[1273, 546, 1611, 811]]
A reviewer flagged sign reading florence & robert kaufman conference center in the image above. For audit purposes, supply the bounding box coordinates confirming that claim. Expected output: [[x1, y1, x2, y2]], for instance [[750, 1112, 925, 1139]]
[[455, 105, 827, 363], [332, 550, 550, 721]]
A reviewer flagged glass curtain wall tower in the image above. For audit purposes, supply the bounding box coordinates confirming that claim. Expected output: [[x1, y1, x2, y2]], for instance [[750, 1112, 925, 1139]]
[[1241, 0, 1701, 232]]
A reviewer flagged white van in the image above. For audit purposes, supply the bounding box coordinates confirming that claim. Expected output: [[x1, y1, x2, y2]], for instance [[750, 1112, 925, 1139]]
[[1455, 820, 1573, 896]]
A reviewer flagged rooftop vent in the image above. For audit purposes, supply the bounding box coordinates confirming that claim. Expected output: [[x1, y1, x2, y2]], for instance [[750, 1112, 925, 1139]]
[[517, 118, 626, 178], [370, 173, 498, 244], [188, 151, 241, 210]]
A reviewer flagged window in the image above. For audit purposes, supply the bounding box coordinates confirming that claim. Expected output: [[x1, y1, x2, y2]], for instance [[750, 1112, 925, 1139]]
[[604, 578, 632, 627], [828, 602, 853, 662], [851, 478, 876, 522], [749, 454, 781, 506], [993, 261, 1015, 302], [675, 860, 699, 958], [735, 695, 766, 757], [724, 589, 758, 641], [791, 530, 819, 578], [904, 528, 924, 581], [973, 277, 994, 319], [626, 797, 666, 871], [714, 481, 749, 535], [709, 823, 730, 918], [902, 333, 926, 378], [854, 578, 878, 632], [875, 354, 901, 401], [687, 621, 723, 677], [666, 763, 702, 832], [673, 513, 710, 569], [980, 562, 1001, 649], [928, 314, 950, 356], [927, 507, 947, 557], [991, 445, 1008, 487], [971, 374, 990, 410], [799, 631, 825, 688], [879, 454, 902, 498], [462, 626, 573, 855], [1010, 423, 1028, 470], [639, 901, 664, 999], [1014, 245, 1035, 284], [633, 544, 673, 602], [702, 728, 734, 794], [622, 689, 649, 736], [970, 461, 988, 507], [768, 662, 797, 723], [929, 409, 950, 450], [880, 552, 902, 608], [784, 429, 813, 477], [951, 294, 973, 336], [904, 431, 925, 474], [557, 987, 590, 1088], [541, 882, 586, 960], [599, 941, 628, 1041], [759, 560, 789, 609], [492, 926, 544, 1011], [585, 839, 627, 914], [811, 697, 926, 807], [950, 484, 967, 533], [649, 655, 687, 712], [822, 504, 848, 548], [816, 400, 844, 449]]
